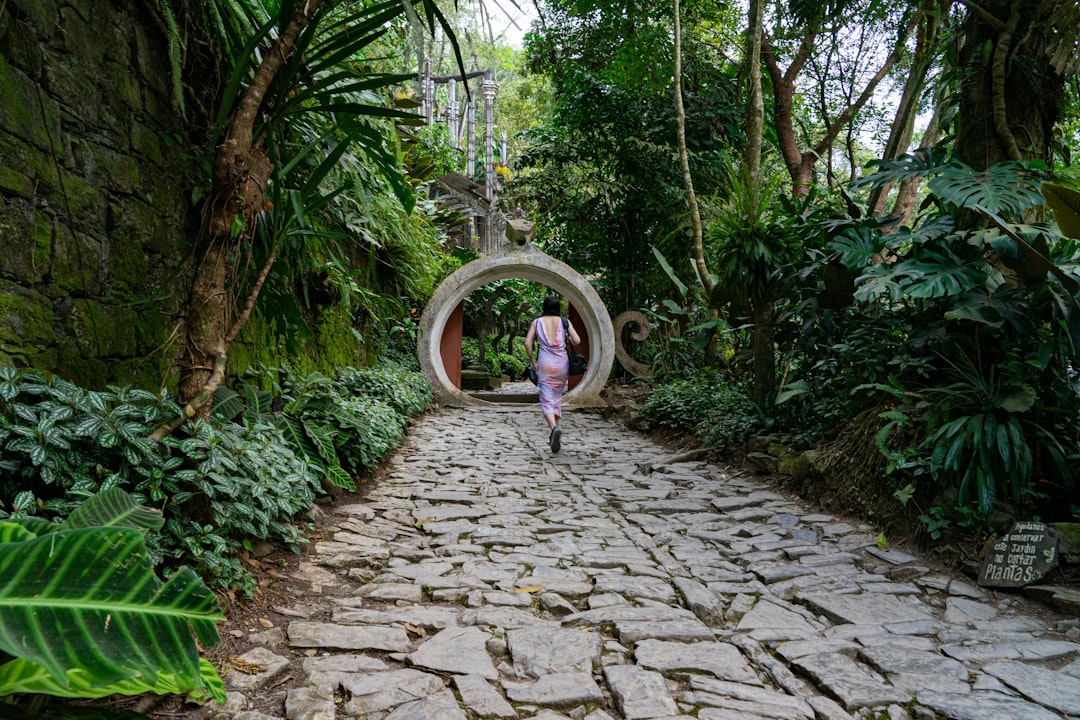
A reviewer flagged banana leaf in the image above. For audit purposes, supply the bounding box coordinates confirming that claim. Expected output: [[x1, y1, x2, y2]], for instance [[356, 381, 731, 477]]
[[0, 490, 225, 702]]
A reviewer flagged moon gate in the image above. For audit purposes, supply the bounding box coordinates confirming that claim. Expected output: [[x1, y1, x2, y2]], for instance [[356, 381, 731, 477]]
[[418, 241, 615, 407]]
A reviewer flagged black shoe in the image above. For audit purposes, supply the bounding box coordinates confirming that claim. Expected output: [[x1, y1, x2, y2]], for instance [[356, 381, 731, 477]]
[[550, 426, 561, 453]]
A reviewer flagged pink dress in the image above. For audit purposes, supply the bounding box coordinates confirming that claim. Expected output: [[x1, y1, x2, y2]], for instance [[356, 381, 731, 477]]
[[534, 317, 569, 416]]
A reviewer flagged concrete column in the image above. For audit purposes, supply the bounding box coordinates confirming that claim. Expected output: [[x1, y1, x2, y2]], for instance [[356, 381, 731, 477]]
[[447, 81, 458, 149], [480, 72, 499, 202], [421, 58, 432, 124], [466, 98, 476, 178]]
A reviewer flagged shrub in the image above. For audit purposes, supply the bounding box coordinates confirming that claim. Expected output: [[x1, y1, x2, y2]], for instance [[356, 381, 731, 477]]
[[0, 360, 432, 594], [640, 373, 762, 445], [336, 362, 432, 416], [169, 420, 320, 550], [0, 368, 180, 515]]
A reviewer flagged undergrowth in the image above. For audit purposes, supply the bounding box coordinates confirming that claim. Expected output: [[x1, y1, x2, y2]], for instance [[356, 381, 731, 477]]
[[0, 361, 431, 595]]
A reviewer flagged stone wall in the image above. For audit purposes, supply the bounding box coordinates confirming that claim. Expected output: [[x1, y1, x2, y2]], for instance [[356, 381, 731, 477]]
[[0, 0, 191, 388]]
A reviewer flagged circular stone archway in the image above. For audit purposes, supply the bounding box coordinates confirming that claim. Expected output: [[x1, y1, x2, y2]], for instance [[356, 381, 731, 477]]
[[418, 241, 614, 407]]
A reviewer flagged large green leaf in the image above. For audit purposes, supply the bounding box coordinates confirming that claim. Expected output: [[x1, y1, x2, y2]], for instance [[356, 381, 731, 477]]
[[0, 656, 223, 701], [928, 161, 1046, 217], [61, 488, 163, 532], [1043, 183, 1080, 239], [852, 146, 952, 190], [0, 527, 223, 699]]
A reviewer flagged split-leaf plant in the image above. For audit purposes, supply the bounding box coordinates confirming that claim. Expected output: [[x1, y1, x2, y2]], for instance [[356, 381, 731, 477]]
[[808, 150, 1080, 524]]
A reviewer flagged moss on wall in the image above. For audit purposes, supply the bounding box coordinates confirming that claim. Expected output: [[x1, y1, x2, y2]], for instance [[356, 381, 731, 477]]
[[0, 0, 188, 389], [0, 0, 386, 392]]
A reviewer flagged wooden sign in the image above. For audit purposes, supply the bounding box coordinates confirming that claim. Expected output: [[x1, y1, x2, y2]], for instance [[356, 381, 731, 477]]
[[979, 522, 1059, 588]]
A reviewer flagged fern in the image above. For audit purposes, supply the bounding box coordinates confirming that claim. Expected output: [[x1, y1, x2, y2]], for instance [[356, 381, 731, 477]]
[[154, 1, 186, 116]]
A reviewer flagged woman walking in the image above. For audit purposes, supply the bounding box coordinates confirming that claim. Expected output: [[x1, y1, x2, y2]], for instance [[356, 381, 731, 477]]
[[524, 295, 582, 453]]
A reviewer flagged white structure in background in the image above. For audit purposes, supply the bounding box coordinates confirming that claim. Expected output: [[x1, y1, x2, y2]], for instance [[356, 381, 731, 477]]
[[420, 63, 506, 255]]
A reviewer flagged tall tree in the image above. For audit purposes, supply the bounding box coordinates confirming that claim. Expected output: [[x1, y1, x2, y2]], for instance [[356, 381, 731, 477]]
[[166, 0, 463, 427], [673, 0, 712, 295], [953, 0, 1076, 169], [761, 0, 920, 194]]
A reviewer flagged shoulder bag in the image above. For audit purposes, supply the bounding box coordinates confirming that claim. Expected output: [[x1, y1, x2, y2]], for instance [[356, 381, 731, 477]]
[[562, 317, 587, 376]]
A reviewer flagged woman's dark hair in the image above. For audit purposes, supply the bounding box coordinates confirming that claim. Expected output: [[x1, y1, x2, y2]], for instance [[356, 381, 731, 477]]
[[542, 295, 561, 316]]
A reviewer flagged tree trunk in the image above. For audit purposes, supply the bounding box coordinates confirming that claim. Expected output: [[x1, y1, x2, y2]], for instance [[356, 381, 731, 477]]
[[751, 299, 775, 407], [744, 1, 765, 181], [888, 99, 945, 227], [954, 0, 1064, 170], [866, 1, 943, 216], [178, 0, 326, 413], [673, 0, 712, 295]]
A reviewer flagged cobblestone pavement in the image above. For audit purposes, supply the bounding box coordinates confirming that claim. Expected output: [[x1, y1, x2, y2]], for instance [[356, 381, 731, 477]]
[[218, 407, 1080, 720]]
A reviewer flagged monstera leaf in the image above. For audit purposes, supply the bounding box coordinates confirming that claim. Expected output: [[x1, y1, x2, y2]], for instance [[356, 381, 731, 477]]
[[0, 490, 225, 702], [928, 161, 1046, 216], [1043, 183, 1080, 239]]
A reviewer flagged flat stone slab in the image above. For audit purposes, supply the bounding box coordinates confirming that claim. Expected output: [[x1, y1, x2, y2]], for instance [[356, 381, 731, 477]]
[[287, 622, 411, 652], [789, 653, 909, 709], [604, 664, 679, 719], [688, 676, 814, 718], [736, 599, 817, 637], [332, 605, 461, 630], [507, 626, 601, 677], [564, 606, 697, 627], [941, 639, 1080, 662], [672, 577, 724, 626], [286, 684, 335, 720], [302, 653, 389, 678], [414, 506, 494, 523], [594, 575, 676, 603], [916, 690, 1063, 720], [341, 669, 446, 714], [453, 674, 517, 718], [984, 660, 1080, 715], [801, 592, 933, 625], [407, 626, 498, 679], [697, 710, 783, 720], [615, 618, 715, 644], [857, 646, 969, 694], [225, 647, 291, 691], [514, 576, 594, 596], [463, 606, 559, 629], [864, 547, 918, 565], [384, 688, 469, 720], [944, 596, 997, 624], [504, 672, 604, 706], [357, 582, 424, 602], [634, 639, 759, 684]]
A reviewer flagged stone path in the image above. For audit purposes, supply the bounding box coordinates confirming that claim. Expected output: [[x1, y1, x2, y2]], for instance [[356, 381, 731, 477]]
[[217, 408, 1080, 720]]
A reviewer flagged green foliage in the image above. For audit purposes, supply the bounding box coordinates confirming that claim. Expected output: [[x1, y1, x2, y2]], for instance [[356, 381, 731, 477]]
[[0, 368, 182, 514], [778, 156, 1080, 526], [0, 488, 224, 703], [215, 361, 430, 489], [336, 362, 433, 417], [462, 337, 531, 379], [638, 373, 763, 446], [0, 361, 429, 595], [509, 0, 742, 310], [172, 420, 320, 548]]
